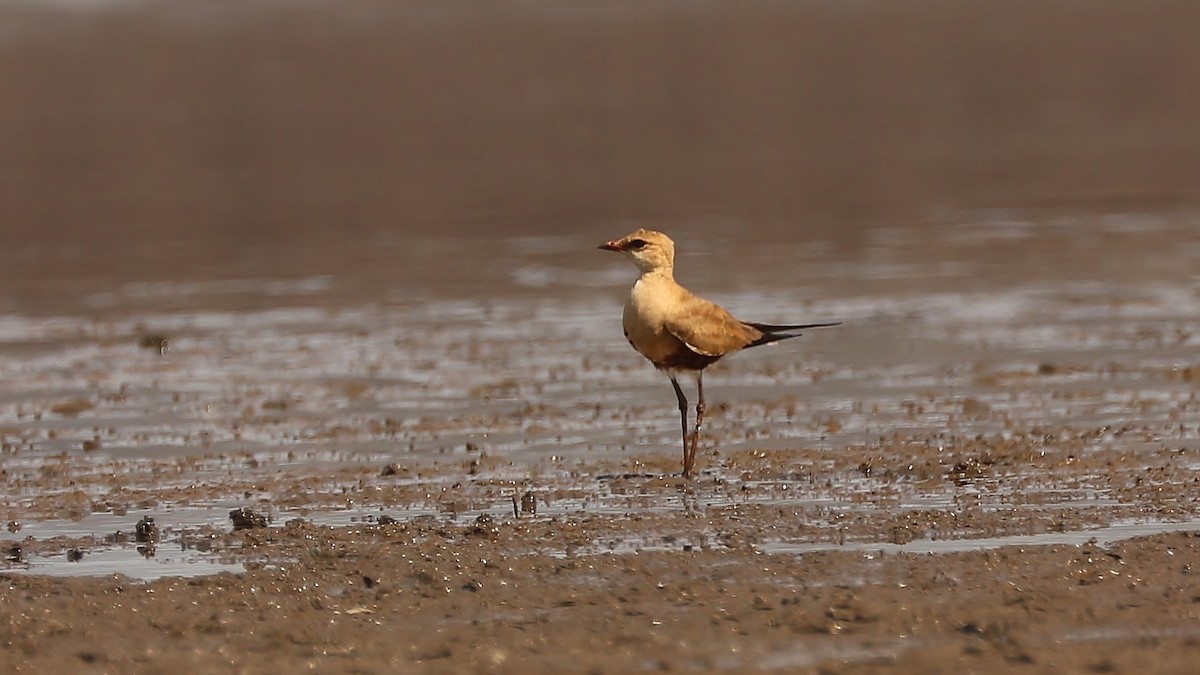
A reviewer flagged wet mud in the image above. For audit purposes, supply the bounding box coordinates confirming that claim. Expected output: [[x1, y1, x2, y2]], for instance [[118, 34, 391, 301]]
[[4, 215, 1199, 674], [4, 1, 1200, 673]]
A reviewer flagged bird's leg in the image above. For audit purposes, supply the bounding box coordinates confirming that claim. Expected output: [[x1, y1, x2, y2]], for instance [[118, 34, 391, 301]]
[[669, 375, 691, 477], [686, 372, 706, 476]]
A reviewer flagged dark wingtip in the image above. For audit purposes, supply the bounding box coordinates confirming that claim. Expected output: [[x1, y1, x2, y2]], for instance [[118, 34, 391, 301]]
[[746, 321, 841, 332], [744, 320, 840, 349]]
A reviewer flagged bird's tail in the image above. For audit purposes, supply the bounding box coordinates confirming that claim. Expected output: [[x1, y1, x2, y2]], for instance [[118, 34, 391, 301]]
[[745, 321, 840, 348]]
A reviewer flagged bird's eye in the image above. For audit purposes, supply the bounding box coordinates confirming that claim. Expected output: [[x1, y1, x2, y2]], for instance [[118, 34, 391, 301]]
[[627, 239, 647, 250]]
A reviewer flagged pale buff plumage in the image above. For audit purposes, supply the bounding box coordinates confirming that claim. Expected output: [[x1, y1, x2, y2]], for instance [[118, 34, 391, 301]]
[[600, 229, 838, 477]]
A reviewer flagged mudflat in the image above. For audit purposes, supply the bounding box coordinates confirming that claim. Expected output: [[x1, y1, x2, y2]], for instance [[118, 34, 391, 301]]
[[3, 1, 1200, 673]]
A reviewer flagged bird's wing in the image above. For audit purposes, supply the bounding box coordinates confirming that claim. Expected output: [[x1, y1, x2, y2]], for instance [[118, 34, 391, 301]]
[[663, 295, 758, 357]]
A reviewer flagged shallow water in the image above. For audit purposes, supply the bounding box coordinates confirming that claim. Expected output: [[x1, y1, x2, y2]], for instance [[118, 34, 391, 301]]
[[759, 517, 1200, 556], [8, 546, 245, 581]]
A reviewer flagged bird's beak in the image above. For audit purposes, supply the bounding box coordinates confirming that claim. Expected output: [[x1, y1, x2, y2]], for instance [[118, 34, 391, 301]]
[[598, 240, 622, 252]]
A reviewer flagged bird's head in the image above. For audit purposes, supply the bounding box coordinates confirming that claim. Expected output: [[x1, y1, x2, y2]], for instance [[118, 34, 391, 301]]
[[599, 229, 675, 274]]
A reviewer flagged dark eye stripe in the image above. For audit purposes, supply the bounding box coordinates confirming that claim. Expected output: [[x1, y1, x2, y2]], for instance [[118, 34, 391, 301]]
[[627, 239, 647, 250]]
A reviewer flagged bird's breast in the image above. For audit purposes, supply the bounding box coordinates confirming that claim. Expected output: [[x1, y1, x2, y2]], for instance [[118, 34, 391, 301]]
[[622, 281, 717, 371]]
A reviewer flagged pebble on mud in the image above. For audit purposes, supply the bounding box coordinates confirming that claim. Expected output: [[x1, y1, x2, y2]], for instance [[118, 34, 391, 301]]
[[66, 548, 84, 562], [470, 513, 499, 537], [229, 507, 269, 530], [138, 333, 169, 355], [135, 516, 159, 542], [511, 492, 537, 517]]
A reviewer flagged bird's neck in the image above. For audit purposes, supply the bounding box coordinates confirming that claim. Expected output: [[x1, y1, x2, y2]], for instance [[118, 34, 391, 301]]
[[637, 266, 675, 282]]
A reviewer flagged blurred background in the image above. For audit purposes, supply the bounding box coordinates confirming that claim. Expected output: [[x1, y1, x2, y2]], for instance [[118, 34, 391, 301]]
[[2, 0, 1198, 314]]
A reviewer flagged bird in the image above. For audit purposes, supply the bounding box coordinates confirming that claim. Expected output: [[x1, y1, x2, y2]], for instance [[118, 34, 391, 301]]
[[599, 228, 838, 478]]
